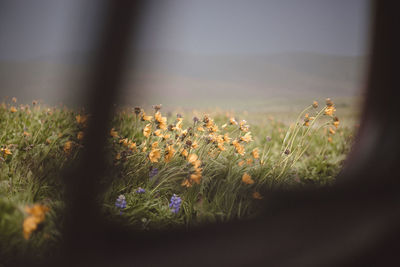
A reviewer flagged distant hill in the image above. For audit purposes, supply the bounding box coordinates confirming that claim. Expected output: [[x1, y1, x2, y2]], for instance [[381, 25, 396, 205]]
[[0, 51, 366, 107]]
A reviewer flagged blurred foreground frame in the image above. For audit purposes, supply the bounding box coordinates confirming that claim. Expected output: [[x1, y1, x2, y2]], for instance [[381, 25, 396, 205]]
[[28, 0, 400, 266]]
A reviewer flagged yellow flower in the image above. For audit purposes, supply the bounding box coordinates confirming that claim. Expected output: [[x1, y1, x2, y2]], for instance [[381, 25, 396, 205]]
[[1, 147, 12, 157], [251, 148, 259, 159], [155, 112, 168, 130], [63, 141, 72, 154], [240, 132, 253, 143], [229, 117, 238, 125], [187, 154, 198, 164], [223, 133, 231, 143], [238, 160, 245, 166], [143, 124, 151, 138], [181, 149, 188, 158], [232, 140, 245, 156], [76, 114, 88, 125], [197, 126, 204, 132], [312, 101, 318, 108], [129, 142, 137, 151], [192, 159, 202, 169], [333, 116, 340, 128], [151, 141, 159, 149], [10, 106, 17, 113], [141, 111, 153, 121], [246, 158, 253, 165], [155, 111, 163, 122], [119, 138, 129, 146], [324, 106, 336, 116], [191, 141, 198, 149], [329, 128, 335, 135], [12, 97, 17, 103], [165, 145, 175, 162], [154, 129, 163, 137], [110, 128, 119, 138], [252, 192, 263, 200], [239, 120, 249, 132], [303, 113, 310, 126], [149, 148, 161, 163], [23, 216, 39, 240], [221, 123, 227, 129], [327, 137, 333, 143], [181, 179, 192, 188], [190, 172, 202, 184], [242, 173, 254, 185], [217, 142, 225, 151], [23, 204, 49, 239], [77, 131, 84, 140]]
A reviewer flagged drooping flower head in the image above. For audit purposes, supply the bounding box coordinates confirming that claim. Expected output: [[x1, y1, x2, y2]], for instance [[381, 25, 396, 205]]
[[169, 194, 182, 214]]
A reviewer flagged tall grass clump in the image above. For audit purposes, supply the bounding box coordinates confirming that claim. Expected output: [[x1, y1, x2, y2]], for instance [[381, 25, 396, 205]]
[[0, 97, 354, 262]]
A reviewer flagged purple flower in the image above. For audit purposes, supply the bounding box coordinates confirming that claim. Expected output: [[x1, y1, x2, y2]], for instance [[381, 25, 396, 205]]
[[169, 194, 182, 214], [115, 195, 126, 214], [149, 167, 158, 179], [136, 187, 145, 194]]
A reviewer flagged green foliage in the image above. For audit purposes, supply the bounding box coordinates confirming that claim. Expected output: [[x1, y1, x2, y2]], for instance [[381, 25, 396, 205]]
[[0, 98, 355, 261]]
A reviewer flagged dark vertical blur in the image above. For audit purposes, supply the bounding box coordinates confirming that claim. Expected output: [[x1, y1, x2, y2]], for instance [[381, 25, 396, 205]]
[[58, 1, 147, 265]]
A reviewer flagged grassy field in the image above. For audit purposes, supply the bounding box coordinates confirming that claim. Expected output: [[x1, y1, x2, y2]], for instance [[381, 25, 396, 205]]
[[0, 97, 356, 263]]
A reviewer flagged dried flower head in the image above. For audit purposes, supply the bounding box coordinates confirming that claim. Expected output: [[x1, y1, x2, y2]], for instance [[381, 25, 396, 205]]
[[326, 98, 333, 107], [134, 107, 141, 115], [152, 104, 162, 111]]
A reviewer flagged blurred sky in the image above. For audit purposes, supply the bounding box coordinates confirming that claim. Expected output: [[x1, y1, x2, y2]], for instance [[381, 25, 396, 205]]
[[0, 0, 371, 108], [0, 0, 370, 60]]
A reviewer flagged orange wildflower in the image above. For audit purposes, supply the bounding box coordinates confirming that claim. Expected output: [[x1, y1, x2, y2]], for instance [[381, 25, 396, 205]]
[[240, 132, 253, 143], [149, 148, 161, 163], [76, 114, 88, 125], [143, 124, 151, 138], [242, 173, 254, 185], [110, 128, 119, 138], [165, 145, 175, 162], [77, 131, 84, 140], [23, 204, 49, 239], [252, 192, 263, 199], [251, 148, 259, 159], [63, 141, 72, 154]]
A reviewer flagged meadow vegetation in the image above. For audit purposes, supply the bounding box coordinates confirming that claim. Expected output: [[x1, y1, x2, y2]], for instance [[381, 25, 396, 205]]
[[0, 97, 355, 262]]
